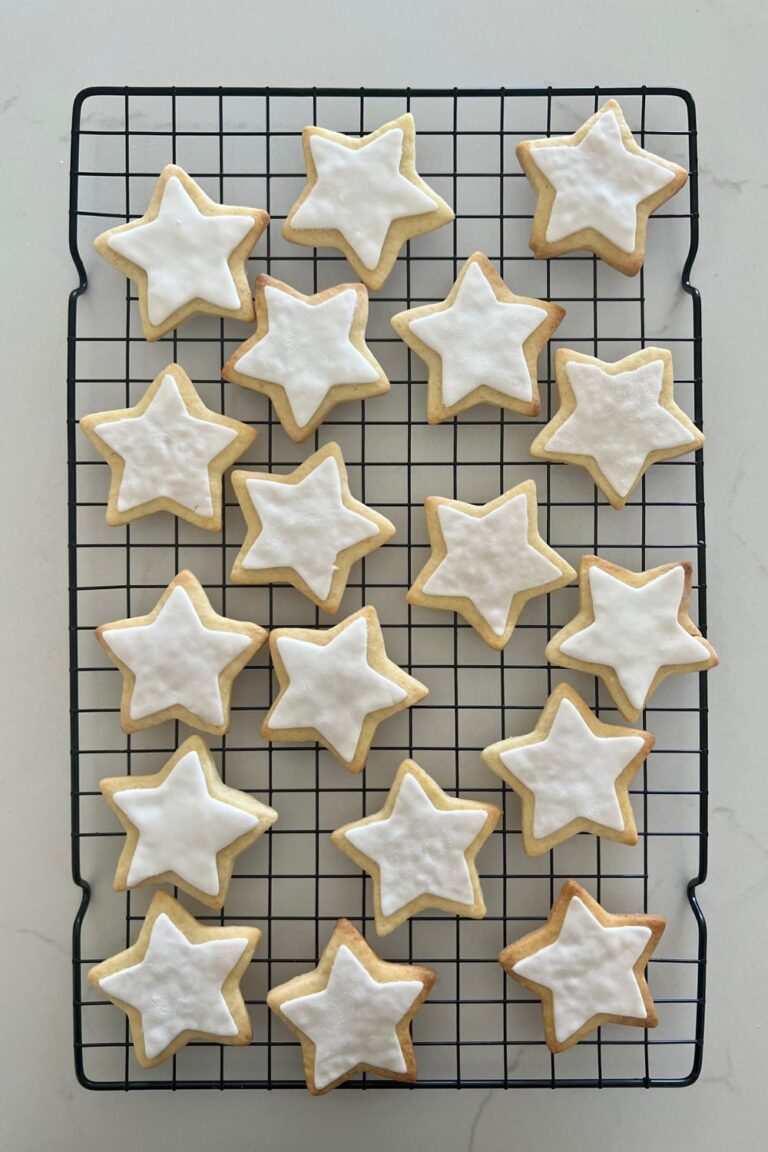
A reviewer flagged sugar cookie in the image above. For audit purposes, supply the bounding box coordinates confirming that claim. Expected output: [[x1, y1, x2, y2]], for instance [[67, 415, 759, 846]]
[[230, 442, 394, 612], [391, 252, 564, 423], [282, 113, 454, 291], [499, 880, 664, 1053], [94, 165, 268, 340], [267, 918, 434, 1093]]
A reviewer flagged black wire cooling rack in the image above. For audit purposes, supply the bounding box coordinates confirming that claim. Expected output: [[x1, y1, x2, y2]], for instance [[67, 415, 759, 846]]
[[68, 86, 708, 1090]]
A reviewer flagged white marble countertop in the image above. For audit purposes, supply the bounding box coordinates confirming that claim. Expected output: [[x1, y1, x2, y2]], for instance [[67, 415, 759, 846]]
[[1, 1, 764, 1148]]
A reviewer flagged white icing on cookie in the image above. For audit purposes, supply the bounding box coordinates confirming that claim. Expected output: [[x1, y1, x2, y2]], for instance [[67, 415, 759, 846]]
[[112, 748, 261, 896], [545, 358, 695, 498], [343, 771, 487, 916], [498, 697, 644, 839], [101, 585, 253, 726], [408, 260, 547, 406], [107, 175, 253, 325], [531, 109, 676, 253], [560, 565, 710, 711], [423, 495, 563, 636], [280, 944, 424, 1090], [240, 454, 379, 599], [269, 616, 407, 762], [97, 913, 250, 1059], [511, 895, 652, 1044], [233, 285, 379, 428], [94, 374, 238, 516], [290, 127, 437, 270]]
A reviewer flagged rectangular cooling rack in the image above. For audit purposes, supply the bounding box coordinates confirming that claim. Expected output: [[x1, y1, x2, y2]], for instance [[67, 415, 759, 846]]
[[68, 86, 708, 1089]]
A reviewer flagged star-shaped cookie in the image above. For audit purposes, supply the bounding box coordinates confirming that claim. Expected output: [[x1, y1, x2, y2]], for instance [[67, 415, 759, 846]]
[[499, 880, 665, 1053], [482, 684, 653, 856], [88, 892, 259, 1068], [391, 252, 564, 423], [531, 348, 703, 508], [262, 605, 428, 773], [99, 735, 277, 908], [408, 480, 576, 650], [332, 760, 499, 935], [230, 442, 395, 613], [267, 918, 434, 1094], [94, 165, 269, 340], [546, 557, 718, 721], [79, 364, 256, 530], [222, 276, 389, 441], [282, 113, 454, 291], [96, 570, 266, 735], [516, 100, 688, 275]]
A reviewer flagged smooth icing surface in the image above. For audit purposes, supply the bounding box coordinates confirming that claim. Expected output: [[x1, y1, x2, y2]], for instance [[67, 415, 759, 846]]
[[344, 772, 487, 916], [241, 455, 379, 599], [281, 944, 424, 1089], [233, 286, 379, 427], [546, 359, 695, 497], [560, 565, 710, 710], [107, 176, 253, 325], [531, 110, 675, 253], [98, 913, 249, 1059], [423, 495, 563, 636], [512, 896, 651, 1044], [112, 749, 261, 895], [290, 127, 436, 270], [408, 261, 547, 405], [95, 374, 238, 516], [499, 697, 644, 839], [269, 616, 406, 762], [102, 585, 253, 726]]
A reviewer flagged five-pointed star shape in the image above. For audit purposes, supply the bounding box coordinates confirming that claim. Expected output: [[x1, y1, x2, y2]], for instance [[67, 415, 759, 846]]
[[88, 892, 259, 1068], [262, 606, 428, 773], [499, 881, 665, 1053], [94, 165, 268, 340], [531, 348, 703, 508], [96, 570, 266, 735], [283, 113, 454, 290], [100, 736, 277, 908], [80, 364, 256, 530], [267, 918, 434, 1094], [392, 253, 564, 422], [516, 100, 688, 275], [231, 443, 394, 612], [332, 760, 499, 935], [408, 480, 575, 650], [223, 276, 388, 441], [483, 684, 653, 856], [546, 557, 718, 722]]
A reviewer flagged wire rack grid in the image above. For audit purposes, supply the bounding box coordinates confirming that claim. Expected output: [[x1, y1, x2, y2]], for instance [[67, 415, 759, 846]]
[[68, 86, 707, 1091]]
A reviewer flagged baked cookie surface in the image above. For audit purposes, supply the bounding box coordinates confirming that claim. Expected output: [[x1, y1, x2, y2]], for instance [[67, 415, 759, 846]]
[[80, 363, 256, 530], [94, 164, 268, 339], [483, 684, 653, 856], [517, 100, 687, 275], [96, 570, 266, 735], [100, 735, 277, 908], [408, 480, 575, 650], [546, 557, 718, 721], [223, 276, 388, 441], [499, 880, 665, 1053], [88, 892, 259, 1068], [332, 760, 500, 935], [531, 347, 703, 508], [282, 113, 454, 290], [230, 442, 394, 612], [267, 918, 434, 1093], [391, 252, 564, 422]]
